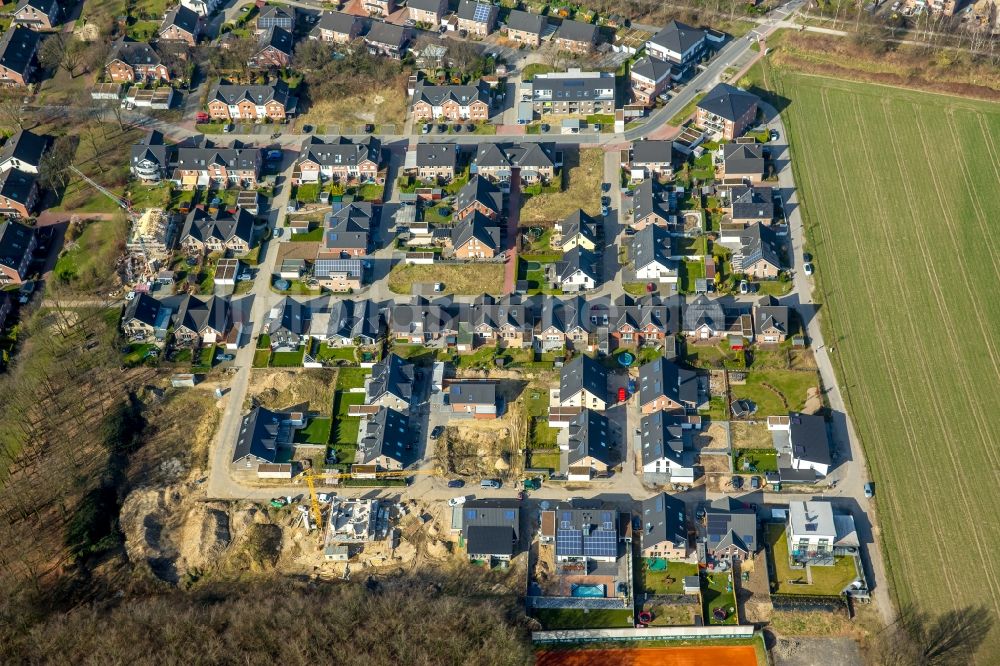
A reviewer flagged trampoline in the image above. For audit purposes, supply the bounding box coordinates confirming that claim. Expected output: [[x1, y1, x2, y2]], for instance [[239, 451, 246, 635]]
[[617, 352, 635, 367]]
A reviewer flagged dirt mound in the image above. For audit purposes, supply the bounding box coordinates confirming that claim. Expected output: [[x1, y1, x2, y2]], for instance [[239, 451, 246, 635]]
[[802, 387, 823, 415], [179, 503, 231, 571]]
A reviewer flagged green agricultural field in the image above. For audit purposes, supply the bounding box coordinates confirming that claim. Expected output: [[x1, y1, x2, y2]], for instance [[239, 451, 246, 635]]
[[774, 70, 1000, 647]]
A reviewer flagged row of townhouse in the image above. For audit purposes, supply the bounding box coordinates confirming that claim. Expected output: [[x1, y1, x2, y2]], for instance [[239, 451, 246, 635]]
[[292, 135, 382, 185], [407, 141, 560, 187], [205, 79, 297, 121], [410, 80, 492, 122], [309, 11, 411, 59], [0, 128, 48, 219], [130, 132, 264, 188], [121, 292, 250, 347]]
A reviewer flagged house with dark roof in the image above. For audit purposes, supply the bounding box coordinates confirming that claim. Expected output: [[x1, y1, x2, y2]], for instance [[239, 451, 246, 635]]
[[630, 56, 672, 106], [450, 210, 500, 259], [505, 10, 545, 47], [0, 219, 35, 284], [638, 358, 698, 414], [553, 18, 597, 53], [629, 139, 674, 179], [408, 0, 448, 27], [632, 223, 677, 284], [232, 406, 292, 469], [249, 26, 295, 69], [702, 496, 758, 563], [639, 410, 695, 481], [550, 245, 600, 292], [542, 503, 620, 563], [455, 175, 503, 221], [256, 4, 294, 33], [449, 382, 498, 419], [559, 409, 613, 480], [309, 298, 382, 346], [640, 492, 688, 560], [366, 353, 415, 411], [320, 202, 378, 257], [412, 142, 458, 182], [310, 11, 363, 43], [554, 209, 599, 252], [753, 295, 790, 344], [724, 222, 782, 279], [173, 144, 262, 188], [462, 294, 532, 349], [0, 168, 37, 219], [121, 292, 171, 339], [453, 499, 520, 561], [728, 185, 774, 225], [456, 0, 498, 36], [769, 413, 832, 478], [697, 84, 760, 140], [180, 206, 255, 255], [294, 136, 381, 184], [472, 141, 557, 184], [106, 38, 169, 83], [645, 20, 705, 73], [172, 294, 234, 346], [411, 80, 491, 121], [535, 295, 590, 352], [722, 143, 765, 182], [356, 406, 408, 471], [159, 5, 200, 46], [206, 79, 296, 121], [13, 0, 59, 31], [365, 21, 410, 59], [683, 294, 725, 339], [559, 353, 609, 410], [265, 298, 311, 350], [530, 70, 616, 117], [388, 297, 457, 344], [631, 178, 670, 230], [0, 128, 48, 174], [607, 295, 678, 352], [0, 26, 41, 87]]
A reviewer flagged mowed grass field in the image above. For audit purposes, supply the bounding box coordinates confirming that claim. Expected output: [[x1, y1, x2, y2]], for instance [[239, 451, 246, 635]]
[[775, 71, 1000, 648]]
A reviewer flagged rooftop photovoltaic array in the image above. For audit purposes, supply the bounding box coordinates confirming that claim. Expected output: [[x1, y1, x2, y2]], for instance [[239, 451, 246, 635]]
[[473, 2, 492, 22]]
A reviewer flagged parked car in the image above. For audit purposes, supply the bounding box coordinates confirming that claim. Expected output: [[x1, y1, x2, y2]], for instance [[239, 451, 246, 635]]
[[864, 482, 875, 498], [769, 129, 779, 141], [238, 272, 252, 281], [601, 182, 611, 193], [804, 262, 814, 276], [731, 476, 744, 489], [431, 425, 445, 439], [404, 18, 416, 26], [750, 476, 761, 490], [422, 123, 431, 134], [447, 479, 465, 488], [302, 124, 313, 133], [434, 282, 444, 292], [215, 353, 235, 362], [601, 196, 610, 206], [480, 479, 501, 489], [447, 495, 469, 507], [273, 227, 284, 238], [540, 123, 550, 132], [739, 280, 749, 294], [363, 124, 374, 133]]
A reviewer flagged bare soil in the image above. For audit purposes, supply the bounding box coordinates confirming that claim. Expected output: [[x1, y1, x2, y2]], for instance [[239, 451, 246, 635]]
[[730, 422, 773, 450]]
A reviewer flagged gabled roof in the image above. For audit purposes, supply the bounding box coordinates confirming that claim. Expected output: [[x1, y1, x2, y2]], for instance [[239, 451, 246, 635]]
[[324, 202, 377, 249], [0, 128, 49, 169], [175, 294, 231, 334], [123, 292, 163, 328], [325, 298, 381, 341], [632, 178, 668, 223], [415, 142, 457, 169], [258, 4, 294, 21], [554, 18, 597, 44], [256, 26, 295, 57], [450, 382, 496, 406], [412, 80, 489, 107], [0, 220, 33, 271], [367, 353, 415, 404], [722, 142, 764, 175], [408, 0, 445, 11], [630, 56, 671, 83], [468, 294, 530, 332], [555, 245, 599, 283], [298, 135, 381, 168], [641, 492, 686, 550], [267, 297, 311, 337], [15, 0, 57, 17], [389, 298, 456, 335], [456, 0, 497, 23], [788, 412, 831, 467], [731, 185, 774, 220], [365, 20, 407, 47], [132, 130, 169, 168], [313, 10, 362, 35], [638, 358, 698, 408], [0, 168, 35, 205], [698, 83, 760, 122], [682, 294, 725, 333], [648, 20, 704, 54], [639, 410, 692, 467], [232, 406, 285, 463], [456, 175, 502, 217], [560, 354, 608, 404], [538, 295, 588, 334], [466, 525, 515, 557], [506, 9, 545, 34], [732, 222, 782, 272], [531, 70, 616, 101], [704, 496, 757, 554], [460, 499, 520, 545], [108, 38, 161, 67], [754, 296, 790, 335], [160, 4, 200, 36], [632, 223, 674, 272], [631, 139, 673, 165], [559, 209, 599, 246], [0, 26, 40, 78], [175, 145, 262, 173], [451, 210, 500, 252], [358, 406, 408, 465], [550, 503, 618, 559], [208, 79, 292, 107], [182, 206, 255, 245], [566, 409, 613, 467]]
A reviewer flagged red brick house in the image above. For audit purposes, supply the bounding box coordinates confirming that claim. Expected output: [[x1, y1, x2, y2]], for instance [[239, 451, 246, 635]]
[[206, 79, 295, 121], [159, 5, 200, 46], [249, 26, 294, 69], [0, 219, 36, 284], [454, 176, 502, 221], [106, 39, 170, 83], [0, 168, 38, 219], [0, 26, 41, 87], [13, 0, 60, 31], [696, 83, 760, 141], [411, 81, 490, 122]]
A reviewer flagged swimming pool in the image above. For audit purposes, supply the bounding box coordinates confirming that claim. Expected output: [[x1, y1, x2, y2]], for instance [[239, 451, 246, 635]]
[[571, 583, 606, 598]]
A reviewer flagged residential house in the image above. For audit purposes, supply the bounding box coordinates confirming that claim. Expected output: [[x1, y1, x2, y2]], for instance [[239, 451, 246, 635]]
[[130, 130, 170, 182], [682, 294, 725, 339], [313, 258, 364, 292], [504, 10, 545, 47], [722, 143, 765, 182], [702, 497, 758, 563], [543, 503, 620, 563], [0, 219, 35, 284], [640, 493, 688, 560], [454, 175, 502, 221], [535, 295, 590, 352], [407, 0, 448, 27], [231, 406, 290, 469], [121, 292, 170, 339], [310, 11, 363, 44], [466, 294, 532, 349], [159, 5, 200, 46], [411, 80, 491, 121], [630, 56, 672, 106], [631, 178, 670, 230], [725, 222, 782, 279], [645, 20, 705, 75], [696, 84, 760, 140], [449, 382, 498, 419], [413, 142, 457, 182], [553, 19, 597, 54], [0, 168, 37, 218], [389, 297, 456, 344], [180, 206, 255, 255], [256, 4, 294, 32], [559, 409, 613, 480], [768, 413, 832, 479], [172, 145, 262, 188], [249, 26, 294, 69], [554, 209, 599, 252], [753, 295, 790, 344], [0, 128, 48, 174], [363, 0, 395, 17], [356, 407, 407, 471], [106, 39, 170, 83], [366, 353, 415, 411], [181, 0, 221, 17], [787, 501, 859, 564], [472, 142, 557, 184], [451, 210, 500, 258], [206, 79, 295, 121], [632, 223, 677, 284], [530, 70, 616, 117], [173, 294, 234, 347], [309, 298, 382, 346], [639, 410, 695, 481], [265, 298, 311, 350], [630, 139, 674, 179], [294, 135, 381, 184], [13, 0, 59, 31], [551, 245, 600, 292], [0, 26, 40, 87], [320, 202, 378, 257], [559, 354, 608, 410], [728, 185, 774, 225], [455, 0, 498, 36], [365, 21, 410, 59], [638, 358, 698, 414], [608, 296, 677, 351], [454, 499, 520, 562]]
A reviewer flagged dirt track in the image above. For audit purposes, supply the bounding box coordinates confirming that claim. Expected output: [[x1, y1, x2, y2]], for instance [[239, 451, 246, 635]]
[[536, 645, 758, 666]]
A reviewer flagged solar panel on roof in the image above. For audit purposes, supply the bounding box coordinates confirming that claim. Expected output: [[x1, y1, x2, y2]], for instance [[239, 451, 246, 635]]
[[473, 2, 491, 22], [503, 510, 515, 520]]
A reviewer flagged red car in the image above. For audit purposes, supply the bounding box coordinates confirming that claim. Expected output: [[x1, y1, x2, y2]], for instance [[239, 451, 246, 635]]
[[618, 387, 626, 403]]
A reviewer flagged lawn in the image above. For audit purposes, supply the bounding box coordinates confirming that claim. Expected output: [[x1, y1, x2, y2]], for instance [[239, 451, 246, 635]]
[[294, 417, 332, 445], [519, 148, 602, 223], [270, 349, 305, 367], [335, 367, 370, 390], [331, 391, 363, 458], [53, 219, 126, 292], [766, 524, 859, 597], [532, 608, 633, 630], [668, 93, 706, 127], [770, 67, 1000, 645], [702, 572, 738, 625], [641, 559, 699, 595], [313, 343, 357, 364], [387, 262, 505, 295], [252, 349, 271, 368], [733, 448, 778, 474], [729, 370, 819, 416]]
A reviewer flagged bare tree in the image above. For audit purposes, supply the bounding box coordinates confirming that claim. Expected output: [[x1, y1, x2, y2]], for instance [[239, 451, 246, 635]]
[[0, 97, 25, 131], [38, 135, 77, 191]]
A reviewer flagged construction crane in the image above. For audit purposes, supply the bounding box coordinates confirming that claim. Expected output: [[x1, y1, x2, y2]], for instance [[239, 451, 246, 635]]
[[68, 165, 138, 222]]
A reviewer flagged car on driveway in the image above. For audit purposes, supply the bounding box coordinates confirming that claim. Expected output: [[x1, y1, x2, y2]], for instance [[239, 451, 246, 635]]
[[804, 262, 814, 276], [769, 129, 779, 141], [731, 476, 744, 490], [480, 479, 501, 489], [448, 495, 469, 507], [447, 479, 465, 488], [431, 425, 444, 439], [864, 482, 875, 498], [750, 476, 761, 490]]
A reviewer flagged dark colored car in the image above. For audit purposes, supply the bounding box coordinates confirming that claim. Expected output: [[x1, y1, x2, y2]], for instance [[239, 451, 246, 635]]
[[731, 476, 744, 490], [447, 479, 465, 488], [430, 425, 444, 439], [302, 124, 313, 133], [601, 182, 611, 192], [364, 124, 375, 133]]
